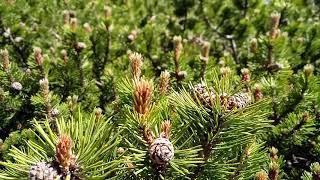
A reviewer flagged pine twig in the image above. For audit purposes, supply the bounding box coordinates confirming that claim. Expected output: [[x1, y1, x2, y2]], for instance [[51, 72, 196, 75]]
[[267, 44, 273, 66], [75, 51, 84, 88], [228, 152, 248, 180], [227, 35, 240, 65], [189, 117, 224, 179], [200, 62, 207, 80]]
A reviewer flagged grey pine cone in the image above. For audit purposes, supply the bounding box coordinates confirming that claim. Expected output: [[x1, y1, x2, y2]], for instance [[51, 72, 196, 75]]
[[193, 84, 251, 111], [11, 82, 23, 91], [29, 162, 60, 180], [227, 92, 251, 110], [149, 137, 174, 165], [193, 83, 216, 107]]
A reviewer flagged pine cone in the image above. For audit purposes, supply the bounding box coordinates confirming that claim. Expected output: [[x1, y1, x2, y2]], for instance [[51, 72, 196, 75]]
[[227, 92, 251, 110], [11, 81, 23, 91], [193, 83, 216, 108], [149, 138, 174, 165], [193, 84, 251, 111], [29, 162, 60, 180]]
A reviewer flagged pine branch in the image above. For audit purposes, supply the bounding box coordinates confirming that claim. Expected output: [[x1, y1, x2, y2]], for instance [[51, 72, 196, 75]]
[[75, 51, 84, 88], [277, 77, 308, 123], [198, 0, 227, 39], [243, 0, 248, 17], [90, 27, 113, 109], [279, 115, 307, 143], [293, 29, 316, 73], [227, 35, 240, 65]]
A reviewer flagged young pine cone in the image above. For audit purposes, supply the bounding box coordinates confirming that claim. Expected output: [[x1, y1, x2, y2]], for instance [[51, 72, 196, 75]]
[[29, 162, 60, 180], [149, 137, 174, 165], [56, 135, 76, 172]]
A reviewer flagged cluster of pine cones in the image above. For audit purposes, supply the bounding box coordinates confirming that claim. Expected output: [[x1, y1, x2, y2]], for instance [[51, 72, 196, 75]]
[[192, 83, 251, 111]]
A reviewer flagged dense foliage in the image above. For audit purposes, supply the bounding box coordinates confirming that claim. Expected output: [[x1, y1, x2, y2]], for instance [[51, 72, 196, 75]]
[[0, 0, 320, 179]]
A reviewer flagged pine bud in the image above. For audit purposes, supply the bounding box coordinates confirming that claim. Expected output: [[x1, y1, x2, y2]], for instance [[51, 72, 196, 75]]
[[39, 78, 49, 99], [269, 161, 279, 180], [200, 41, 210, 62], [220, 67, 231, 76], [267, 63, 283, 72], [31, 23, 39, 31], [83, 22, 92, 33], [33, 47, 43, 66], [143, 125, 154, 145], [75, 42, 86, 52], [0, 49, 9, 71], [11, 81, 22, 91], [160, 120, 171, 139], [56, 135, 75, 172], [149, 15, 156, 23], [25, 68, 32, 75], [49, 47, 55, 54], [297, 37, 305, 43], [241, 68, 250, 82], [269, 146, 278, 160], [104, 5, 112, 19], [128, 52, 143, 80], [149, 137, 174, 165], [177, 70, 187, 79], [17, 123, 22, 130], [269, 28, 281, 40], [126, 159, 135, 169], [133, 79, 153, 115], [67, 95, 78, 112], [190, 36, 204, 46], [303, 112, 309, 122], [0, 88, 5, 101], [244, 141, 256, 156], [70, 17, 78, 31], [128, 30, 138, 41], [253, 84, 263, 101], [3, 28, 10, 38], [117, 147, 125, 154], [255, 170, 268, 180], [14, 37, 23, 43], [103, 6, 112, 28], [311, 162, 320, 178], [218, 60, 225, 67], [270, 12, 281, 30], [60, 49, 68, 63], [159, 71, 170, 95], [173, 36, 183, 63], [303, 64, 314, 77], [63, 10, 70, 25], [95, 107, 103, 119], [250, 38, 258, 53]]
